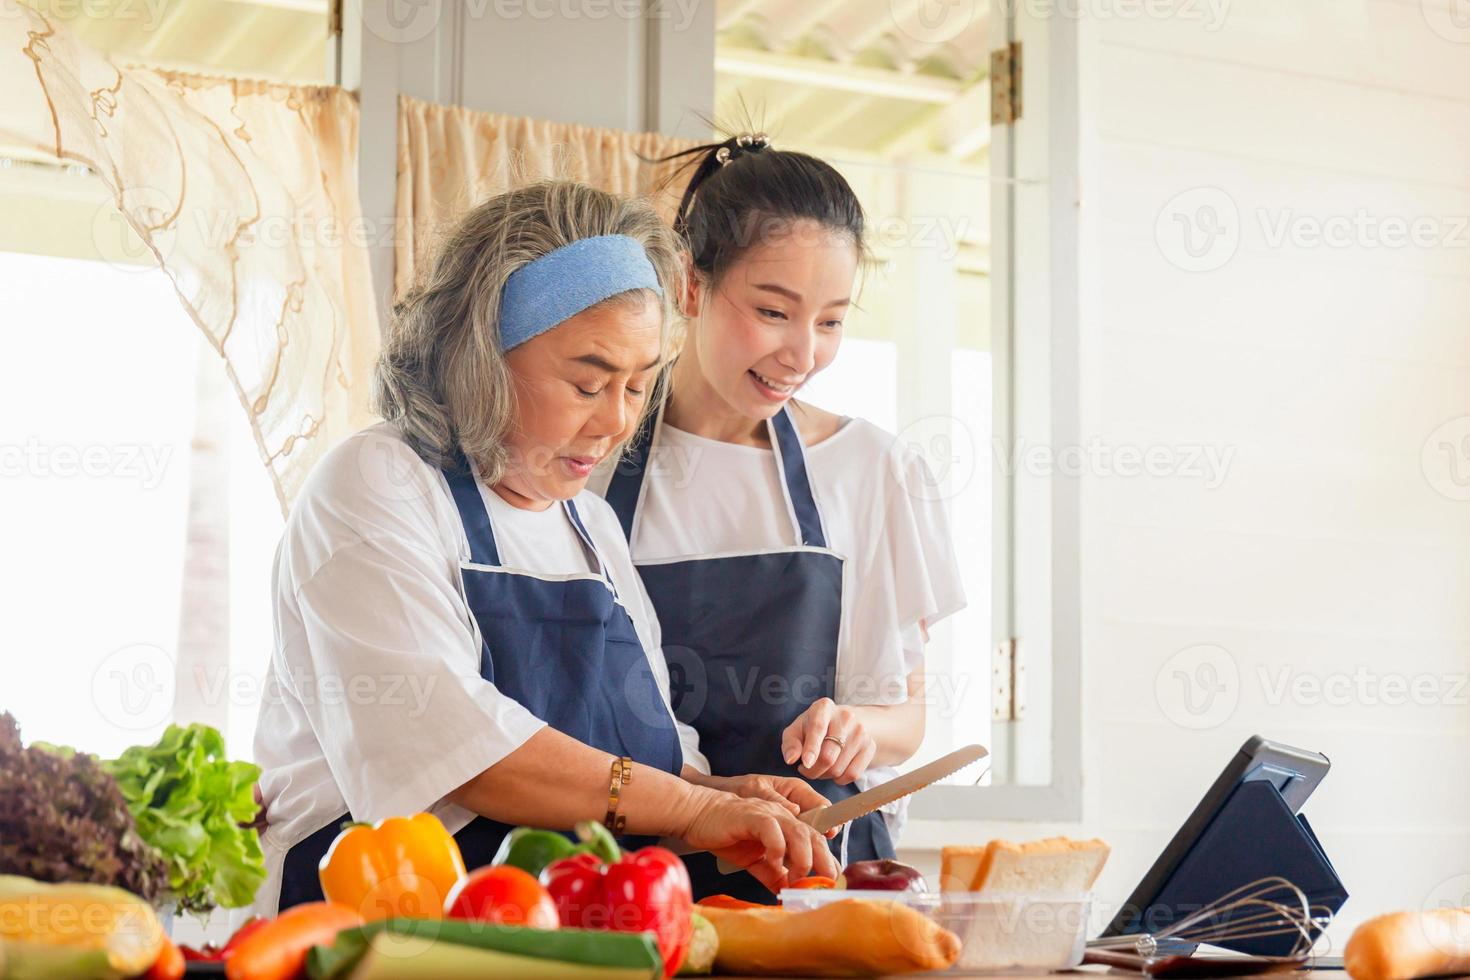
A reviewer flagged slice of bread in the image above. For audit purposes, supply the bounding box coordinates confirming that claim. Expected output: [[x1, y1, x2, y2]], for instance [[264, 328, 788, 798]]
[[940, 845, 989, 892], [942, 837, 1110, 893]]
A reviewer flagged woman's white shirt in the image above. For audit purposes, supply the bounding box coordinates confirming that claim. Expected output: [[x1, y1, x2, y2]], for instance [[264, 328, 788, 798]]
[[251, 421, 706, 916], [591, 413, 966, 839]]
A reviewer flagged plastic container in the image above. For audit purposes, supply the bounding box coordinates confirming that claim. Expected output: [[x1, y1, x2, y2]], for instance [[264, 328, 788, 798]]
[[779, 888, 1091, 973]]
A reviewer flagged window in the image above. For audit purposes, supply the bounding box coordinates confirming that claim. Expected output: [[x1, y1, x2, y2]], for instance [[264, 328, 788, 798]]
[[716, 8, 997, 787], [0, 233, 281, 761], [716, 4, 1085, 819]]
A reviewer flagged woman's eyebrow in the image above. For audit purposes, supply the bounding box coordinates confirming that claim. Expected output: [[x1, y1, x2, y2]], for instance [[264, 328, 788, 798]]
[[753, 283, 850, 308], [572, 353, 661, 373]]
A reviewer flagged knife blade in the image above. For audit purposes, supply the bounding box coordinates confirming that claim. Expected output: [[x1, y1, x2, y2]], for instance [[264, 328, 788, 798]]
[[715, 742, 989, 875]]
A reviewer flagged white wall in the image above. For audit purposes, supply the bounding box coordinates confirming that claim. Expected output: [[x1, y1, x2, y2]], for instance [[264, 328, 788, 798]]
[[903, 0, 1470, 948]]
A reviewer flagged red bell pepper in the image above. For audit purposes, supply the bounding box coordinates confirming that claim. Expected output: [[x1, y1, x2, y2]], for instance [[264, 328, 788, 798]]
[[543, 821, 693, 978]]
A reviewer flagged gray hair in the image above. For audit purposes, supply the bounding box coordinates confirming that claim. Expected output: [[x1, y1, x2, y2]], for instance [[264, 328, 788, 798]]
[[374, 180, 684, 482]]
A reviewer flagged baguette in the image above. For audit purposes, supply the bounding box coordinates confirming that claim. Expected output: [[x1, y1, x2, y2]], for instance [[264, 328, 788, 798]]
[[700, 899, 961, 977], [1345, 908, 1470, 980]]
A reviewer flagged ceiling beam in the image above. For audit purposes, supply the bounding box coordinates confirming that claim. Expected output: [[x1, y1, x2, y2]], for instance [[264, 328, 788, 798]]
[[205, 7, 268, 69], [802, 94, 876, 144], [876, 76, 991, 158], [139, 0, 192, 56], [281, 20, 329, 79], [716, 49, 964, 104], [221, 0, 329, 11], [716, 0, 768, 32]]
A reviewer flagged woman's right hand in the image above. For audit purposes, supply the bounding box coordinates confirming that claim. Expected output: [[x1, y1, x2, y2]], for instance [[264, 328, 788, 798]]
[[675, 786, 839, 893]]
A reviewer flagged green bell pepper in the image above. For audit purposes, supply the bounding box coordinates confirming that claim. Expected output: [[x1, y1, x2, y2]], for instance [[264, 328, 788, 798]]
[[492, 821, 622, 879]]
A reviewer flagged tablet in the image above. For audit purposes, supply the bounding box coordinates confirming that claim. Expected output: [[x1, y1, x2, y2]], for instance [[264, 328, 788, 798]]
[[1100, 735, 1332, 939]]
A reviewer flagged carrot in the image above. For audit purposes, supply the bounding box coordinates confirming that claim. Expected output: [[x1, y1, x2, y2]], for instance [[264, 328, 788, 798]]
[[696, 895, 774, 910], [142, 937, 185, 980], [224, 902, 364, 980], [788, 876, 836, 889]]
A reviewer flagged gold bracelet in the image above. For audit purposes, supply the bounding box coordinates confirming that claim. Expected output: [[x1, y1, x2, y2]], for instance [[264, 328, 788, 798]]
[[604, 755, 632, 834]]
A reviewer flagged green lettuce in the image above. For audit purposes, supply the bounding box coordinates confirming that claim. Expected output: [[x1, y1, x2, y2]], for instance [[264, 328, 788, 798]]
[[103, 724, 265, 915]]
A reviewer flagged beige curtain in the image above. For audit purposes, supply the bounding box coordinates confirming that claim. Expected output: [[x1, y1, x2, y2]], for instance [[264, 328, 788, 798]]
[[395, 94, 702, 301], [0, 7, 380, 514]]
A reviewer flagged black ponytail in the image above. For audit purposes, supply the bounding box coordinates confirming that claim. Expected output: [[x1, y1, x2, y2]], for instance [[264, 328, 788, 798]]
[[655, 132, 867, 287]]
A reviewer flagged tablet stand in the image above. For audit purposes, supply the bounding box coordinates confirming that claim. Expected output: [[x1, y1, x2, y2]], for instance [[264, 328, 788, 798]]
[[1120, 778, 1349, 956]]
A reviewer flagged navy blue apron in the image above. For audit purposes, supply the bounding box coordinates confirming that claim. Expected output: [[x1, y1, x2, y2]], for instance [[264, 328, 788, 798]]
[[277, 448, 684, 911], [606, 402, 895, 904]]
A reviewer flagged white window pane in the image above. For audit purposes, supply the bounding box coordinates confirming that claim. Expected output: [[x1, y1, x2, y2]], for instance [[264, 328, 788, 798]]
[[800, 338, 898, 432], [0, 252, 197, 756]]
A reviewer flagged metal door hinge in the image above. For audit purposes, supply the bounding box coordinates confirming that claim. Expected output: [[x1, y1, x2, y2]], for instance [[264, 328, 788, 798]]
[[328, 0, 344, 37], [990, 42, 1023, 126], [992, 637, 1026, 721]]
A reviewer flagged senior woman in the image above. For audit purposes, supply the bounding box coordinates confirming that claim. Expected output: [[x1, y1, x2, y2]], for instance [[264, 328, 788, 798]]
[[250, 181, 836, 916]]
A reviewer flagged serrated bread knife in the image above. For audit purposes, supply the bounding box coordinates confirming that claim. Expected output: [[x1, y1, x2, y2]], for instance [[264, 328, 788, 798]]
[[714, 742, 989, 875]]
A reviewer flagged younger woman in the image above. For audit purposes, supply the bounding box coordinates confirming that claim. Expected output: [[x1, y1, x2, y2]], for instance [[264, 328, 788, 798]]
[[599, 136, 966, 902]]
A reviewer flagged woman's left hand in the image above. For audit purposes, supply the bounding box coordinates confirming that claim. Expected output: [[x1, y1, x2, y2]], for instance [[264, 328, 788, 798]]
[[697, 774, 832, 823], [780, 698, 878, 785]]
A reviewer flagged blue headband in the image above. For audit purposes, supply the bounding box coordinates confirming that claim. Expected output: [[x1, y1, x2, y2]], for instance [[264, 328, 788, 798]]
[[498, 234, 663, 350]]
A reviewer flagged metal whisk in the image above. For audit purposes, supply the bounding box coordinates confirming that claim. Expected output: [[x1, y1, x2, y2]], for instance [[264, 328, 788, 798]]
[[1088, 877, 1335, 960]]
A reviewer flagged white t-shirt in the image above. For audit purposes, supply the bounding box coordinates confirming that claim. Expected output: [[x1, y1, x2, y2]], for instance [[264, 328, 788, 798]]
[[251, 421, 706, 916], [591, 412, 966, 840]]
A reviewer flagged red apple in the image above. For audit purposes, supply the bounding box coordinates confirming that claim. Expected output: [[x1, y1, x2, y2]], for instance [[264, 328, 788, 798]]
[[838, 859, 928, 892]]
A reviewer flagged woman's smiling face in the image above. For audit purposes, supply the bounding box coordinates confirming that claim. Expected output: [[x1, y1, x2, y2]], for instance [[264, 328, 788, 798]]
[[497, 291, 662, 507], [687, 219, 858, 420]]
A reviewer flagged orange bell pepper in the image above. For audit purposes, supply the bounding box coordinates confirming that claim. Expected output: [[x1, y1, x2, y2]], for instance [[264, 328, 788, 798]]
[[318, 813, 467, 920]]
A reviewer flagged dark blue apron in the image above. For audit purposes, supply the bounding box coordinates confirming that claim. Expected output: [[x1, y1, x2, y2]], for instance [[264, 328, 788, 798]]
[[277, 448, 684, 911], [606, 402, 895, 904]]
